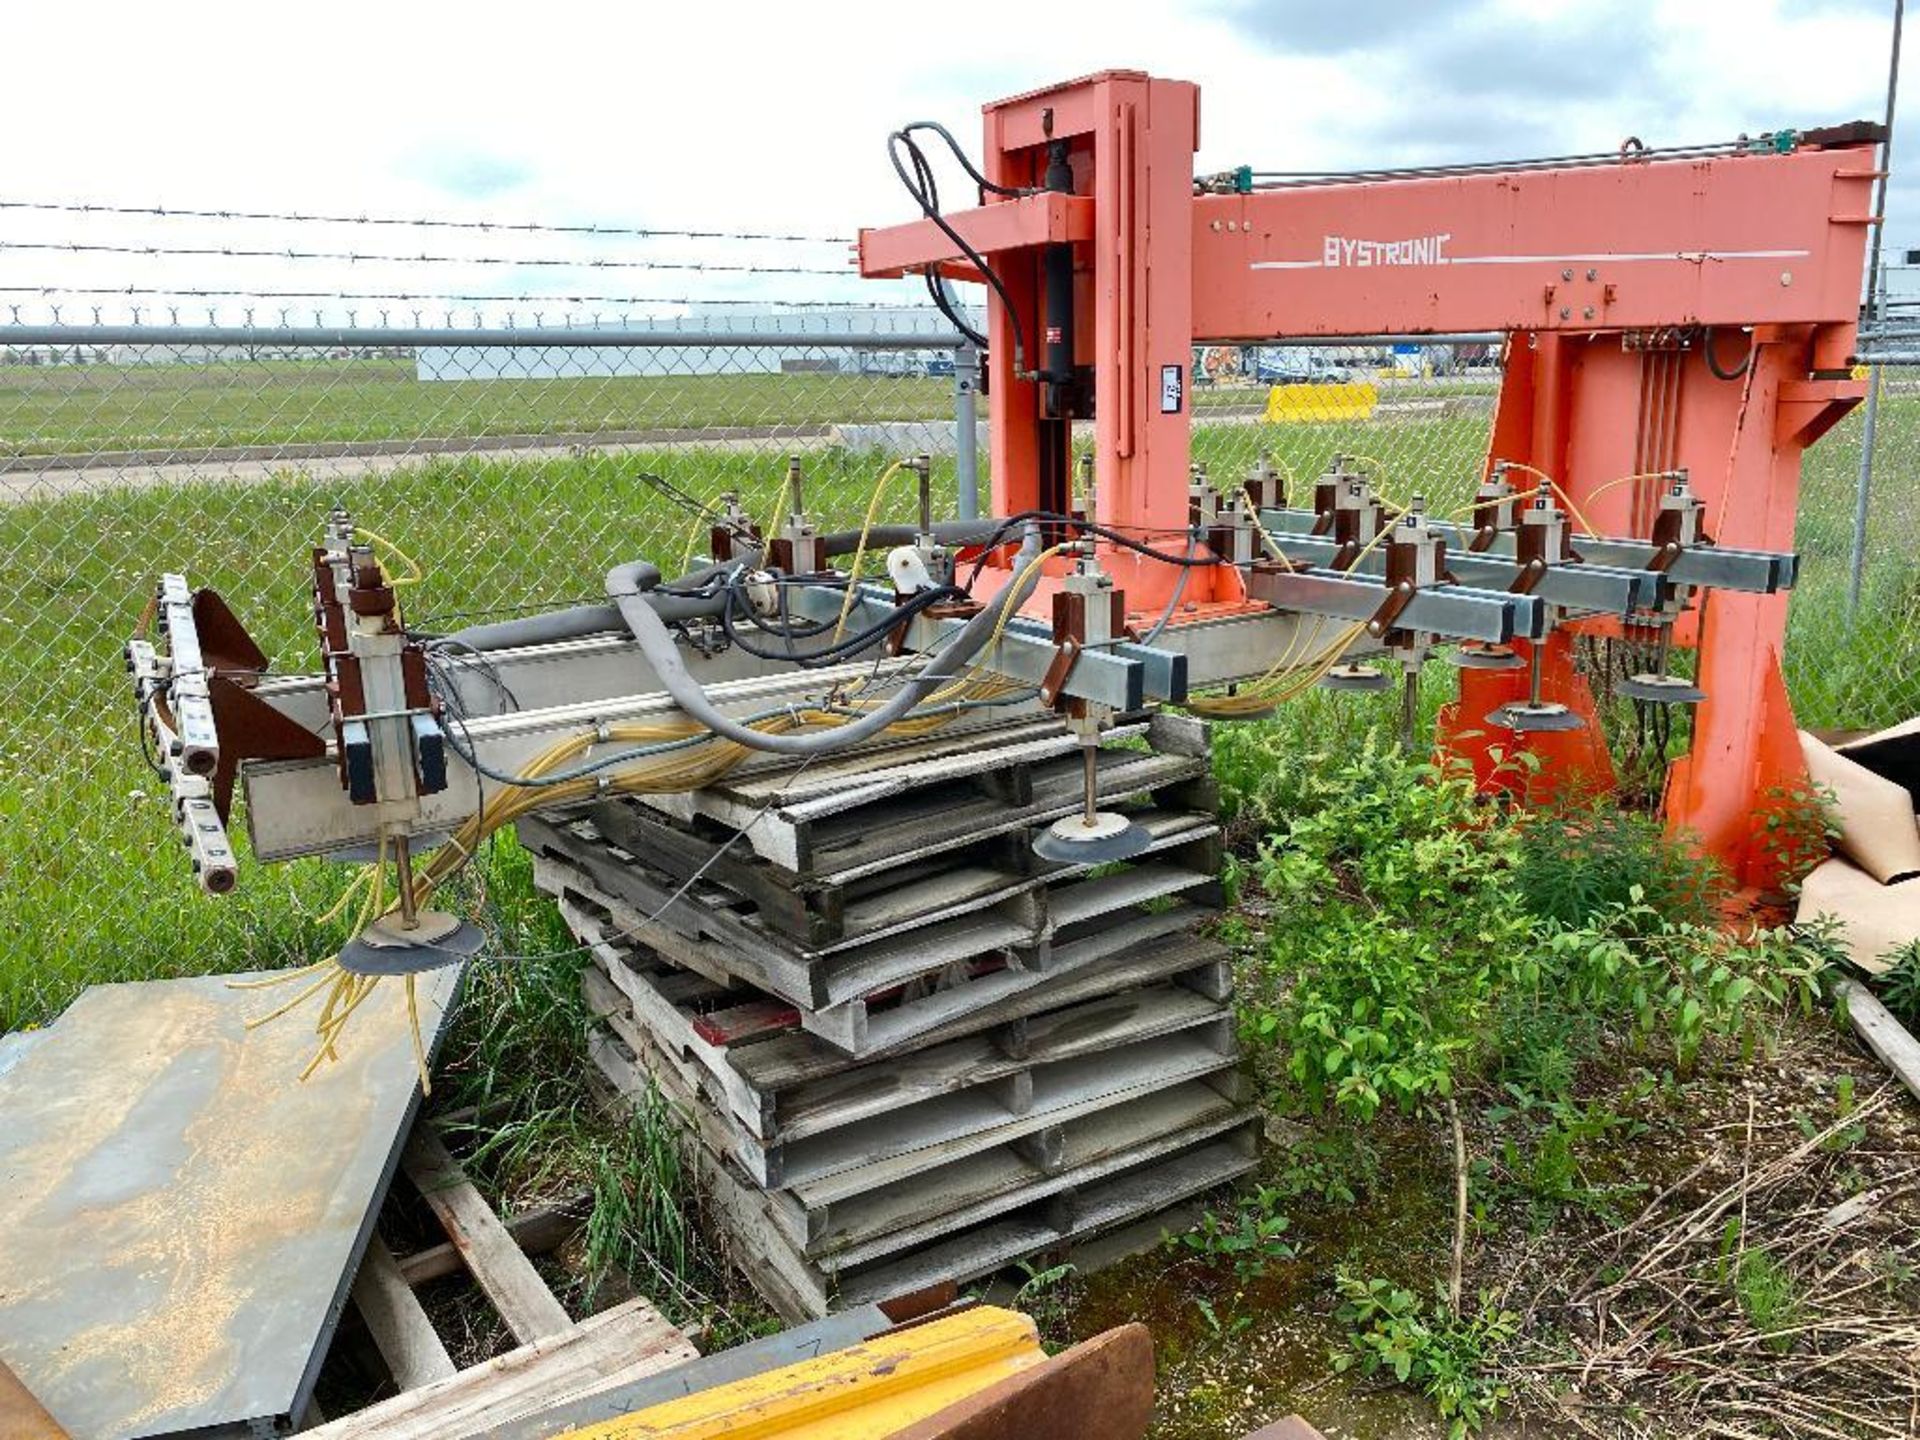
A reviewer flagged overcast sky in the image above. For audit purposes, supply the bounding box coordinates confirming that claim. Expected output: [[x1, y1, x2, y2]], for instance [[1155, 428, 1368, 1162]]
[[2, 0, 1906, 323]]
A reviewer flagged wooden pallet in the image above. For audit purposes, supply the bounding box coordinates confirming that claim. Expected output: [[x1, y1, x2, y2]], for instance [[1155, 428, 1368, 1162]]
[[526, 814, 1223, 1056], [584, 744, 1214, 946], [626, 711, 1212, 873], [577, 924, 1234, 1154], [589, 961, 1239, 1203], [548, 857, 1221, 1061], [311, 1117, 698, 1437], [592, 1031, 1255, 1322], [541, 706, 1251, 1321]]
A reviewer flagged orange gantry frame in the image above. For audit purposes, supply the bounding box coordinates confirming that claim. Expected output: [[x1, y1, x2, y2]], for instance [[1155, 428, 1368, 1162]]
[[858, 70, 1877, 886]]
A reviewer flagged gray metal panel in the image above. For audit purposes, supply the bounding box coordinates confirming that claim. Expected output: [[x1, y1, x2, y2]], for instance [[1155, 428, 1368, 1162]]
[[1257, 505, 1795, 594], [0, 968, 461, 1440], [1243, 567, 1535, 644], [1267, 534, 1660, 616]]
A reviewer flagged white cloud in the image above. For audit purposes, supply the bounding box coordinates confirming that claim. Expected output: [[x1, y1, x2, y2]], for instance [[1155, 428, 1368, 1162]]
[[2, 0, 1904, 322]]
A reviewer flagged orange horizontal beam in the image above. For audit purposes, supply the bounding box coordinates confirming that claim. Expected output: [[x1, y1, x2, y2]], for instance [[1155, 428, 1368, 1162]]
[[859, 192, 1094, 279], [1191, 145, 1875, 337]]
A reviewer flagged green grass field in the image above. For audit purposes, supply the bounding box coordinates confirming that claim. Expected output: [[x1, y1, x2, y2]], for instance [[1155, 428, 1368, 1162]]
[[0, 362, 1913, 1028], [0, 357, 1283, 457]]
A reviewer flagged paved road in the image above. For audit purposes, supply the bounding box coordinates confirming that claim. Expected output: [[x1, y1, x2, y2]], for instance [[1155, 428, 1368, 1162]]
[[0, 400, 1479, 505]]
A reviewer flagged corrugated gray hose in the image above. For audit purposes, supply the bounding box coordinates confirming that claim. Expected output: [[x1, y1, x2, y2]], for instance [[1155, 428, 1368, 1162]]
[[435, 561, 734, 652], [606, 558, 1037, 757]]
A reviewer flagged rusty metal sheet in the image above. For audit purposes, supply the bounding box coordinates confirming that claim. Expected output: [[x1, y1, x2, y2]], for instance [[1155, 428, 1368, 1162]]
[[890, 1322, 1155, 1440], [0, 967, 460, 1439]]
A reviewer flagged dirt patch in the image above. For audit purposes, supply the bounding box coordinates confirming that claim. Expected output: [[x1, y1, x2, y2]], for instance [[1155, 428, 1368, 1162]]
[[1045, 1000, 1920, 1439]]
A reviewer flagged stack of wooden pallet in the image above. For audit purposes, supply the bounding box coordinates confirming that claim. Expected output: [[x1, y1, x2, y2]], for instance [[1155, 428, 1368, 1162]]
[[521, 710, 1256, 1319]]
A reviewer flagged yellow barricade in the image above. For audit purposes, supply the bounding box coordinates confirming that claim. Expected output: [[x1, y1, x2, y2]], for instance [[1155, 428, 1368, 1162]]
[[1264, 380, 1379, 424]]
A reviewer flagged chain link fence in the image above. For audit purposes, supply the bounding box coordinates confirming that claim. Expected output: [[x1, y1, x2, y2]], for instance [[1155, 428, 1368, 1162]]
[[0, 199, 1909, 1027]]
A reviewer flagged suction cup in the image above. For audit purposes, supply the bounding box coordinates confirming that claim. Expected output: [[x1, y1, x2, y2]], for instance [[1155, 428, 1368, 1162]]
[[1616, 673, 1707, 705], [1033, 810, 1154, 865], [1487, 701, 1587, 734], [1447, 643, 1526, 671], [1318, 663, 1394, 693], [339, 911, 487, 975]]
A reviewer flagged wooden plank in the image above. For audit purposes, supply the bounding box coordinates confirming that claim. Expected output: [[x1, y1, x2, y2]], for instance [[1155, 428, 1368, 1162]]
[[797, 751, 1208, 885], [351, 1237, 457, 1390], [692, 999, 801, 1047], [647, 1010, 1254, 1323], [481, 1305, 924, 1440], [0, 1357, 70, 1440], [534, 809, 1217, 1013], [298, 1297, 697, 1440], [1837, 976, 1920, 1105], [394, 1193, 591, 1287], [641, 717, 1163, 870], [589, 801, 841, 946], [401, 1130, 574, 1345], [778, 982, 1228, 1144]]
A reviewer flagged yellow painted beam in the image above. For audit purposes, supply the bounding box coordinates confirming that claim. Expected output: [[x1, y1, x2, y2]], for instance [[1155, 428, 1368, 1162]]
[[554, 1307, 1047, 1440]]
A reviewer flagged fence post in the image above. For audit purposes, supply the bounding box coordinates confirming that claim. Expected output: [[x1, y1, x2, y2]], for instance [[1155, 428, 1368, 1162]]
[[1848, 361, 1882, 622], [953, 340, 980, 520]]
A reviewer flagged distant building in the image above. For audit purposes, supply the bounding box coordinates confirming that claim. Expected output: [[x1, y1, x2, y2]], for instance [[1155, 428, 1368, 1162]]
[[415, 305, 981, 382]]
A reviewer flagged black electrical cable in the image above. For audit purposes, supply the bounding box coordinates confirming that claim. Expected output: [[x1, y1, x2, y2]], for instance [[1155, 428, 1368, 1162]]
[[900, 132, 996, 352], [719, 574, 967, 667], [721, 576, 961, 665], [927, 271, 987, 350], [887, 126, 1033, 378], [897, 120, 1032, 198], [1703, 326, 1754, 381], [957, 510, 1234, 593]]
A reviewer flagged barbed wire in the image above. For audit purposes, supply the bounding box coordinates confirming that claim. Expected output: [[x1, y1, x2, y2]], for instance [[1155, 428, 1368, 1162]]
[[0, 239, 854, 276], [0, 198, 851, 246], [0, 284, 928, 310]]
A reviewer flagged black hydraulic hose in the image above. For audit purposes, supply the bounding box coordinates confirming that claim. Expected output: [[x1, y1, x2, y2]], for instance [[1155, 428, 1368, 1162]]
[[816, 518, 1009, 555], [1703, 326, 1753, 382]]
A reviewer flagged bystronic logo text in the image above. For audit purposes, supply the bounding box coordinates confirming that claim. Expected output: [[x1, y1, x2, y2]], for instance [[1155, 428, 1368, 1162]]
[[1322, 232, 1452, 267]]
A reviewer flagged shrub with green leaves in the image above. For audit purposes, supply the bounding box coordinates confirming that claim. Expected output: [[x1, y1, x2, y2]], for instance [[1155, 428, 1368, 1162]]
[[1247, 737, 1535, 1118], [1513, 803, 1727, 927], [1876, 939, 1920, 1027], [1238, 731, 1833, 1115], [1332, 1270, 1517, 1437], [1537, 897, 1829, 1074], [1167, 1183, 1298, 1280]]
